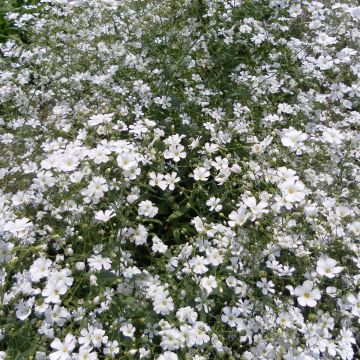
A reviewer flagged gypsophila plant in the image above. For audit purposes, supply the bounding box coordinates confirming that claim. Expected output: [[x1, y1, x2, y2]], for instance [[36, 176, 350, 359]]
[[0, 0, 360, 359]]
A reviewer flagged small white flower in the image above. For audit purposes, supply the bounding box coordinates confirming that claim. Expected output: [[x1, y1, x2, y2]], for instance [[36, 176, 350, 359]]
[[88, 255, 112, 272], [163, 144, 186, 162], [49, 334, 76, 360], [316, 255, 343, 278], [120, 323, 136, 337], [138, 200, 158, 218], [294, 280, 321, 307], [243, 196, 268, 221], [281, 128, 307, 154], [164, 172, 180, 191], [193, 167, 210, 181], [4, 218, 32, 239], [153, 292, 174, 315], [152, 236, 168, 254], [256, 278, 275, 295], [347, 292, 360, 317], [29, 257, 52, 282], [322, 127, 344, 145], [94, 209, 115, 222], [221, 306, 240, 327], [200, 275, 218, 294], [117, 151, 137, 170], [279, 179, 306, 203], [206, 197, 222, 212], [228, 207, 249, 227]]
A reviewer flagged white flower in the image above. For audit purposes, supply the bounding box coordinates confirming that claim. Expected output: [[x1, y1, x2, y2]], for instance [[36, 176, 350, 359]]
[[335, 205, 352, 218], [103, 340, 119, 357], [88, 113, 113, 126], [206, 197, 222, 212], [193, 167, 210, 181], [88, 255, 112, 271], [49, 334, 76, 360], [176, 306, 198, 324], [42, 281, 68, 304], [279, 179, 306, 203], [348, 6, 360, 20], [152, 236, 168, 254], [153, 292, 174, 315], [348, 221, 360, 235], [322, 127, 344, 145], [16, 299, 33, 320], [316, 32, 337, 46], [29, 257, 52, 282], [4, 218, 32, 239], [281, 128, 308, 154], [163, 144, 186, 162], [120, 323, 136, 337], [92, 328, 106, 348], [256, 278, 275, 295], [188, 256, 209, 274], [243, 196, 268, 221], [228, 207, 249, 227], [347, 292, 360, 317], [164, 172, 180, 191], [56, 154, 79, 172], [221, 306, 240, 327], [316, 255, 343, 278], [79, 326, 95, 347], [193, 321, 210, 345], [149, 172, 167, 190], [44, 305, 69, 326], [157, 352, 178, 360], [117, 151, 137, 170], [138, 200, 158, 217], [294, 280, 321, 307], [200, 275, 218, 294], [94, 209, 115, 222], [76, 347, 98, 360], [131, 224, 148, 245]]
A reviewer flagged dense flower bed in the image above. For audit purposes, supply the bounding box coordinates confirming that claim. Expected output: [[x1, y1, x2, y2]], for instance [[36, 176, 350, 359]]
[[0, 0, 360, 359]]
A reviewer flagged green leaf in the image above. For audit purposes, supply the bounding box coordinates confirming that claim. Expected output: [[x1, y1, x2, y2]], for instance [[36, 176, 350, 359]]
[[167, 208, 188, 222], [96, 270, 117, 284], [173, 228, 180, 243], [143, 218, 163, 226]]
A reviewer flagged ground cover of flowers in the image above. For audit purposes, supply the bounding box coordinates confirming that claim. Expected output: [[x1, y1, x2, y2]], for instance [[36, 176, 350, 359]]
[[0, 0, 360, 359]]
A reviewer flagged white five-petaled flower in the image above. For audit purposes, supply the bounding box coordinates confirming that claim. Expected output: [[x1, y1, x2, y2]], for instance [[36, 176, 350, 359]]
[[256, 278, 275, 295], [164, 144, 186, 162], [347, 292, 360, 317], [120, 323, 136, 338], [279, 178, 306, 203], [243, 196, 268, 221], [149, 172, 167, 191], [193, 167, 210, 181], [228, 207, 249, 227], [88, 255, 112, 272], [281, 128, 308, 154], [294, 280, 321, 307], [164, 172, 180, 191], [322, 127, 344, 145], [49, 334, 76, 360], [94, 209, 115, 222], [200, 275, 218, 294], [117, 151, 137, 170], [206, 197, 222, 212], [316, 255, 343, 278]]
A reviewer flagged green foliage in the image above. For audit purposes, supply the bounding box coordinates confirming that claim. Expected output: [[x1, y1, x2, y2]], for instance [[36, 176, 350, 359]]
[[0, 0, 40, 43]]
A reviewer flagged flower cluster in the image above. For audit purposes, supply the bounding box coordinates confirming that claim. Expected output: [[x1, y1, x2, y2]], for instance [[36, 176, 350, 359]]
[[0, 0, 360, 359]]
